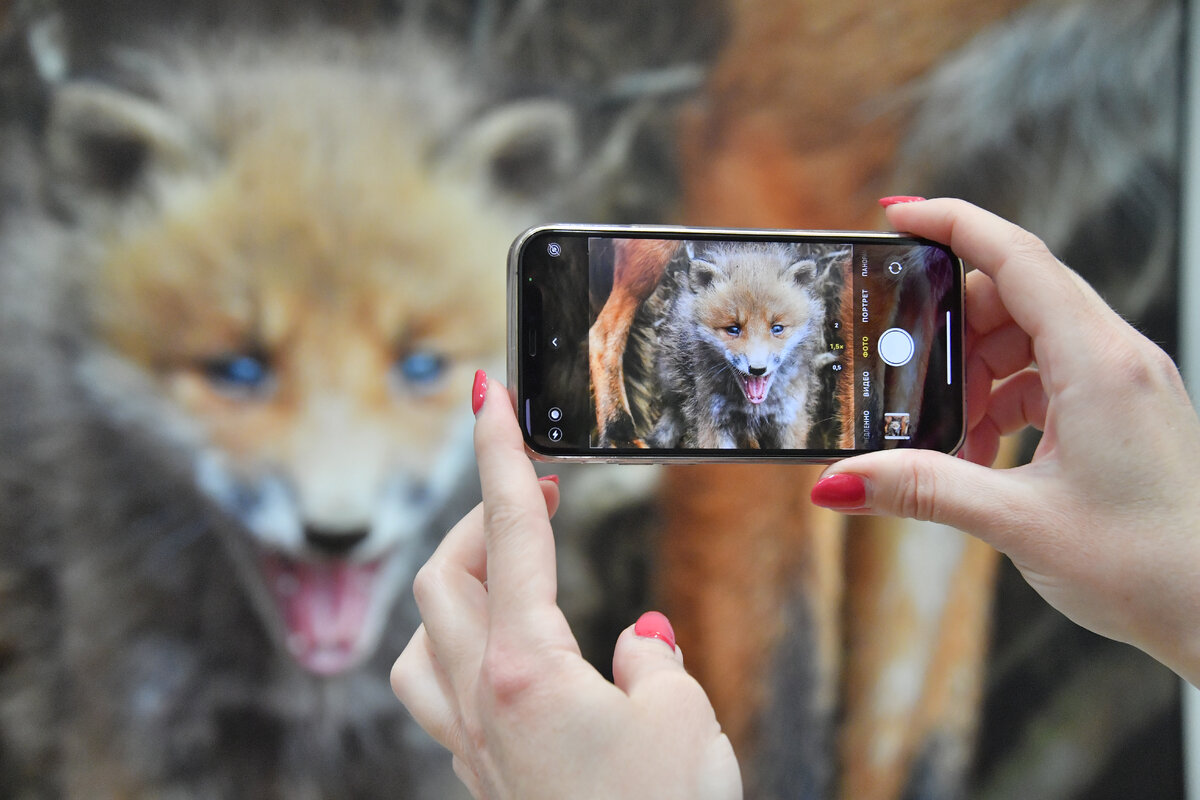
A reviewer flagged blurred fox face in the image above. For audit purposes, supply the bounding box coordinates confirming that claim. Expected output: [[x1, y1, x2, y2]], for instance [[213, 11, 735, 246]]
[[87, 131, 511, 674]]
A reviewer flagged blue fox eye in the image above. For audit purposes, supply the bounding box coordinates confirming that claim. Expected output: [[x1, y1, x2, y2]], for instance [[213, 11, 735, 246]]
[[203, 353, 272, 395], [397, 351, 447, 388], [724, 325, 741, 337], [771, 324, 785, 335]]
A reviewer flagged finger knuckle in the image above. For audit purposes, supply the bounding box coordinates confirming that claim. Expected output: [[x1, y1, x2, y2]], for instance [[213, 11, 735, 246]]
[[483, 499, 529, 542], [1103, 337, 1181, 395], [389, 650, 417, 699], [1007, 226, 1052, 264], [1137, 340, 1183, 387], [479, 640, 539, 709], [896, 456, 941, 522], [411, 560, 444, 609], [1145, 341, 1181, 376]]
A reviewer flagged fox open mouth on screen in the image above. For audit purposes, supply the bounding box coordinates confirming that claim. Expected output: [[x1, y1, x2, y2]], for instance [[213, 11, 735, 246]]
[[738, 369, 775, 404]]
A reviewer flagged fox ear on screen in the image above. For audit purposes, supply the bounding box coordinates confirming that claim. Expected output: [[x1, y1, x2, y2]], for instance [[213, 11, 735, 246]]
[[683, 241, 721, 291], [786, 257, 819, 285], [687, 258, 719, 291]]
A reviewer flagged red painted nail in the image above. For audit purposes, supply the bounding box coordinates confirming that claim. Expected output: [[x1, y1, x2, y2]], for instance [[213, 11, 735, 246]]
[[634, 610, 676, 652], [810, 473, 868, 508], [879, 195, 927, 207], [538, 474, 560, 485], [471, 369, 487, 415]]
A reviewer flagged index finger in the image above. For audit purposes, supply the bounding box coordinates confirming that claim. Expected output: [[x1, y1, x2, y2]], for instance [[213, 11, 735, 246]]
[[471, 372, 561, 628]]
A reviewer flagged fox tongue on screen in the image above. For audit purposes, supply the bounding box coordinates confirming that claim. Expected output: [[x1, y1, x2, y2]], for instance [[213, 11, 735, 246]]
[[741, 374, 771, 404], [261, 555, 381, 675]]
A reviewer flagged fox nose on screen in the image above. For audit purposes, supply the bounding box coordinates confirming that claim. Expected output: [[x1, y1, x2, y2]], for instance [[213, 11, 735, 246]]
[[305, 526, 370, 556], [748, 365, 767, 376]]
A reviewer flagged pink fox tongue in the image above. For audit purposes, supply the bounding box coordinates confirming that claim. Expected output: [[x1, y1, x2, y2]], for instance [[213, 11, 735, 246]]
[[743, 374, 770, 404], [262, 555, 379, 675]]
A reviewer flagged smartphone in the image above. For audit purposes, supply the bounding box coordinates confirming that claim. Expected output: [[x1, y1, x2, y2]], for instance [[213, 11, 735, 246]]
[[509, 224, 964, 463]]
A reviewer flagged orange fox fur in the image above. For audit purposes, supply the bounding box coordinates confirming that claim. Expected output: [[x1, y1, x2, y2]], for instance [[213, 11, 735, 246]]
[[4, 2, 1173, 797], [660, 1, 1030, 796], [589, 237, 678, 443]]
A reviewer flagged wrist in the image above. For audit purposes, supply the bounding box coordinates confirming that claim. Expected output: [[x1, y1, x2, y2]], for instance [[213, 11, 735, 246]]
[[1139, 533, 1200, 687]]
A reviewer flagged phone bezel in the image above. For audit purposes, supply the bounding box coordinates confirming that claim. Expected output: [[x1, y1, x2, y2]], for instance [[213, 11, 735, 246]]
[[508, 223, 966, 464]]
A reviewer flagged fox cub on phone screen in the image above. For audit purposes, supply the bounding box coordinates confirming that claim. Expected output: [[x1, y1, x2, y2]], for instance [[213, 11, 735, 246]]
[[649, 241, 847, 449]]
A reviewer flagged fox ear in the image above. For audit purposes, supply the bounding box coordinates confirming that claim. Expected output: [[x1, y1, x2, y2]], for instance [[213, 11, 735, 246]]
[[45, 82, 202, 214], [687, 257, 720, 291], [444, 99, 581, 200], [787, 258, 820, 285], [790, 246, 851, 288], [685, 242, 725, 290]]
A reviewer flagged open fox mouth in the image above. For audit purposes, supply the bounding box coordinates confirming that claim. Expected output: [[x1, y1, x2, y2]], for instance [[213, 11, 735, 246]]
[[738, 371, 774, 404], [259, 552, 384, 676]]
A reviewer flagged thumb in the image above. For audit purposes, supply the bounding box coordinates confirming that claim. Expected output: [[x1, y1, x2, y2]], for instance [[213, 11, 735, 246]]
[[612, 611, 686, 695], [812, 449, 1032, 545], [613, 612, 744, 800]]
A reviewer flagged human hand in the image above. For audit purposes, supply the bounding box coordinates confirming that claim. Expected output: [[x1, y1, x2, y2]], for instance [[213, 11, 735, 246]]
[[391, 371, 742, 800], [811, 198, 1200, 686]]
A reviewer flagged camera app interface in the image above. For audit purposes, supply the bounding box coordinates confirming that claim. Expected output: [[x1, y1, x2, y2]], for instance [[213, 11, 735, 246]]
[[523, 233, 961, 455]]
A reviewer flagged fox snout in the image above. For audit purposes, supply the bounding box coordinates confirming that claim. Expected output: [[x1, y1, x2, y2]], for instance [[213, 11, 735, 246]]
[[728, 349, 781, 377], [718, 338, 792, 406], [304, 526, 370, 556], [196, 451, 462, 675]]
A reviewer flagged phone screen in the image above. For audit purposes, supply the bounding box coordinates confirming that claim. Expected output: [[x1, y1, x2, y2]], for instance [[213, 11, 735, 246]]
[[510, 226, 964, 461]]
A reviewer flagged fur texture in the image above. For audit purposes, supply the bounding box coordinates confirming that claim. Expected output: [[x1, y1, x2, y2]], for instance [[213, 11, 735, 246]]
[[894, 1, 1184, 796], [648, 241, 846, 449], [0, 26, 663, 799], [1, 0, 1183, 797]]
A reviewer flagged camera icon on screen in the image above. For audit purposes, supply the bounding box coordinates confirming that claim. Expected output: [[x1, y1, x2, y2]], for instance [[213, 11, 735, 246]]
[[546, 242, 562, 257]]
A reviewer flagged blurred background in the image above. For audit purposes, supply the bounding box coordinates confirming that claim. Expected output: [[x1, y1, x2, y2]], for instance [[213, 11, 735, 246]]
[[0, 1, 1188, 798]]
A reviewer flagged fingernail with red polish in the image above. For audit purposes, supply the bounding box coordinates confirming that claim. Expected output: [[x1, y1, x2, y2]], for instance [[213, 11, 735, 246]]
[[879, 195, 927, 207], [634, 610, 676, 652], [539, 474, 560, 485], [810, 473, 868, 509], [471, 369, 487, 415]]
